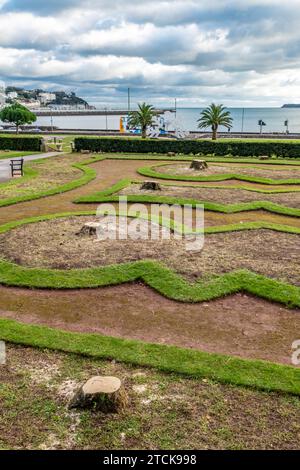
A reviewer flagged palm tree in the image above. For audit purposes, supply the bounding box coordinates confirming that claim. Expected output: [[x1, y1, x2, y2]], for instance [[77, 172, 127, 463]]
[[127, 102, 156, 138], [198, 103, 233, 140]]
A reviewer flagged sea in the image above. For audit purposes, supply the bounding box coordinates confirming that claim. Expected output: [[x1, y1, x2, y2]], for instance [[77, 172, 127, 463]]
[[34, 107, 300, 133]]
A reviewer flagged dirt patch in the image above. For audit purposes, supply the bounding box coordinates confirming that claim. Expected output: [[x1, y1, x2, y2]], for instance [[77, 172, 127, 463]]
[[153, 162, 300, 180], [120, 183, 300, 208], [0, 216, 299, 286], [0, 283, 300, 365], [1, 344, 300, 450]]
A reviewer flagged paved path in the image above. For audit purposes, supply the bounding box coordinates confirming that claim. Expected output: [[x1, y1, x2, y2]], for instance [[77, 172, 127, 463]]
[[0, 152, 63, 183]]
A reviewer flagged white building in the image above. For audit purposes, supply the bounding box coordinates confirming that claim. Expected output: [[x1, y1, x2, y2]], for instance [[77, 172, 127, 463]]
[[0, 81, 6, 108], [17, 99, 41, 109], [38, 92, 56, 105], [7, 91, 18, 99]]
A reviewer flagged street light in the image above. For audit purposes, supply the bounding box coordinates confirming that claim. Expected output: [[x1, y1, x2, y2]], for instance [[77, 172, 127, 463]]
[[258, 119, 266, 134], [284, 119, 289, 134], [128, 88, 131, 113], [104, 107, 108, 131]]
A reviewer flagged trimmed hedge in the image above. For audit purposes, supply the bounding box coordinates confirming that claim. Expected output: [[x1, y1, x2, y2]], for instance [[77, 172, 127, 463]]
[[74, 137, 300, 158], [0, 135, 42, 151]]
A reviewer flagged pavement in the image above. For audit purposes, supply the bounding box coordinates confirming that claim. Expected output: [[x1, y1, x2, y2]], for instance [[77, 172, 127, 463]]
[[0, 152, 62, 183]]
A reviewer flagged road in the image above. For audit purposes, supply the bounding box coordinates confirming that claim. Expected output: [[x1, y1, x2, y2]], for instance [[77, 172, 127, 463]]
[[0, 152, 62, 183]]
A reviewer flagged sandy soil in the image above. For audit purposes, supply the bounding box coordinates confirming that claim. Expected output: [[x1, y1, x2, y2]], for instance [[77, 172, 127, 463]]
[[0, 284, 299, 365]]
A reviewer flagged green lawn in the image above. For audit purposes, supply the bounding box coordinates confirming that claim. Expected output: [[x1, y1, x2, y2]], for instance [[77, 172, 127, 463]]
[[0, 151, 39, 160]]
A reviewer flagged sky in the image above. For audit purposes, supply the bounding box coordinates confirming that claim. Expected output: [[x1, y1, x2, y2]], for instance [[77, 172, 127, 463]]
[[0, 0, 299, 107]]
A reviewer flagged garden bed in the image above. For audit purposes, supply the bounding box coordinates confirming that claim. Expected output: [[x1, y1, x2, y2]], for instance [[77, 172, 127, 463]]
[[152, 162, 300, 180], [0, 215, 299, 286], [119, 182, 300, 208], [1, 285, 300, 365]]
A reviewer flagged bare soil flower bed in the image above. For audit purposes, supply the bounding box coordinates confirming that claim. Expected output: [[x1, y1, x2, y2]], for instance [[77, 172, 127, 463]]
[[153, 163, 300, 179], [0, 215, 299, 286], [119, 183, 300, 208]]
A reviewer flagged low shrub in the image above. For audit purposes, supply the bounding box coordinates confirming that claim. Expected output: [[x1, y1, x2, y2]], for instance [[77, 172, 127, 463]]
[[0, 135, 42, 151], [74, 137, 300, 158]]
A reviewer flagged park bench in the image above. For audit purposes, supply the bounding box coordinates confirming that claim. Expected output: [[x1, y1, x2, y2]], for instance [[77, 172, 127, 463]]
[[10, 158, 24, 177]]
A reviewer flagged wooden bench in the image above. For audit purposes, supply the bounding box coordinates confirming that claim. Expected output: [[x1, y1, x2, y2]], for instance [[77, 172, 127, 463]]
[[10, 158, 24, 177]]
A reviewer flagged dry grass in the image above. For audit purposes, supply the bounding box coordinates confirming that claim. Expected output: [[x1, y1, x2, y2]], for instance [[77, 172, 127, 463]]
[[153, 162, 300, 179], [0, 344, 300, 450], [0, 215, 299, 286], [120, 183, 300, 208]]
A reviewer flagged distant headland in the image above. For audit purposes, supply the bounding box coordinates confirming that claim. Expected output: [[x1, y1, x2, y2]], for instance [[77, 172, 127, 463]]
[[281, 104, 300, 108]]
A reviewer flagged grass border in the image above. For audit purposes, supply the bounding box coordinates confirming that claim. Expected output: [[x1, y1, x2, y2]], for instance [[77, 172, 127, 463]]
[[101, 153, 300, 165], [0, 211, 299, 307], [0, 154, 106, 208], [0, 318, 299, 396], [74, 178, 300, 218], [1, 152, 300, 208], [0, 151, 39, 161], [138, 162, 300, 185]]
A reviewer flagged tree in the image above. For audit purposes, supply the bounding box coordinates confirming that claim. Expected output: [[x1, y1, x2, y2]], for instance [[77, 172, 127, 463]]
[[197, 103, 233, 140], [0, 103, 36, 133], [127, 102, 156, 138]]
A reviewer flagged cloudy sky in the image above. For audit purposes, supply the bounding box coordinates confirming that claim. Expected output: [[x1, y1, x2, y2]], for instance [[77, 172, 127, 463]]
[[0, 0, 299, 107]]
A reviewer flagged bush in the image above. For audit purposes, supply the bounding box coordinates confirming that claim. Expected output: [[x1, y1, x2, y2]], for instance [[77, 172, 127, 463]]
[[74, 137, 300, 158], [0, 136, 42, 152]]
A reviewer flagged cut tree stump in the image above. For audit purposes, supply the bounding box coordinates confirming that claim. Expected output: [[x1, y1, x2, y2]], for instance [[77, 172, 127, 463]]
[[259, 155, 271, 160], [69, 376, 128, 413], [76, 222, 101, 236], [190, 159, 208, 170], [140, 181, 162, 191]]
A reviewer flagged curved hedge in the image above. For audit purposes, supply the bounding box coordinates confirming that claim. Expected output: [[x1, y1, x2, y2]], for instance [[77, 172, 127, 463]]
[[0, 135, 42, 151], [74, 137, 300, 158]]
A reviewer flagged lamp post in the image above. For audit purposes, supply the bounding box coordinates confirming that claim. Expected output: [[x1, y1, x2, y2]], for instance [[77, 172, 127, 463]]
[[104, 107, 108, 131], [128, 88, 131, 114], [241, 108, 245, 133], [258, 119, 266, 134], [284, 119, 289, 134], [50, 111, 54, 132]]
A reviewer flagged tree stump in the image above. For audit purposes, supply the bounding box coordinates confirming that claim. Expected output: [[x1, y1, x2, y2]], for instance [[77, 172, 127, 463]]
[[69, 376, 128, 413], [190, 159, 208, 170], [259, 155, 270, 160], [140, 181, 161, 191], [167, 152, 176, 157], [76, 222, 101, 236]]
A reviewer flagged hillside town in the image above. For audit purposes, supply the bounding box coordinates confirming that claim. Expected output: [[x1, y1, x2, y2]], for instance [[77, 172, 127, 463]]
[[0, 82, 92, 110]]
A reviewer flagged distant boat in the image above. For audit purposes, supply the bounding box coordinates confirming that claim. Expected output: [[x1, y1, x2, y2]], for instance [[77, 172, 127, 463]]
[[281, 104, 300, 108]]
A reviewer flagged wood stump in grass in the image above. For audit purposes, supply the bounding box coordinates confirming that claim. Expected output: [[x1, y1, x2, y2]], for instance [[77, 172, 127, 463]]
[[259, 155, 271, 160], [69, 376, 128, 413], [140, 181, 161, 191], [190, 159, 208, 170], [76, 222, 101, 236]]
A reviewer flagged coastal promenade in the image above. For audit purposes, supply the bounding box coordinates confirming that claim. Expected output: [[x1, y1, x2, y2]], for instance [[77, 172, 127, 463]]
[[34, 108, 175, 116]]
